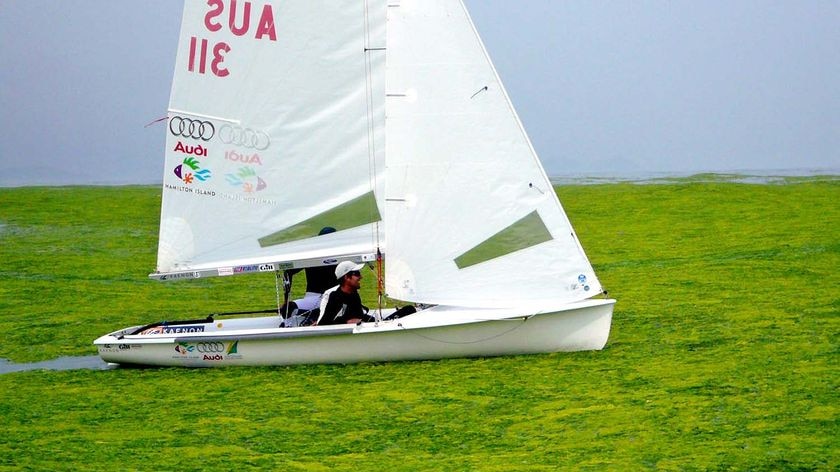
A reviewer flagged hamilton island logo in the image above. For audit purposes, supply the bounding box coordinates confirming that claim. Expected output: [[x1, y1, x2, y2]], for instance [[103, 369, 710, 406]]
[[226, 166, 266, 193], [174, 157, 212, 184], [175, 342, 196, 355]]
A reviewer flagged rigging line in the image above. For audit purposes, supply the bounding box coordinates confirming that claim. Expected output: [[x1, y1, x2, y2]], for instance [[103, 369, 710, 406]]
[[274, 270, 284, 319], [363, 0, 376, 234], [365, 1, 381, 316], [363, 0, 385, 315], [144, 115, 168, 128], [395, 318, 531, 345], [376, 248, 384, 322], [365, 10, 381, 241]]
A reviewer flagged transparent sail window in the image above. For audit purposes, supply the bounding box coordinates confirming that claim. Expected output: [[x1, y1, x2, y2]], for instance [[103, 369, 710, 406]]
[[259, 191, 381, 247], [454, 211, 553, 269]]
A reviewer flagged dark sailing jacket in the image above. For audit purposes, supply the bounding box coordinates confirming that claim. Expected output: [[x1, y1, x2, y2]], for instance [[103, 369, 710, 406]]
[[320, 288, 369, 325]]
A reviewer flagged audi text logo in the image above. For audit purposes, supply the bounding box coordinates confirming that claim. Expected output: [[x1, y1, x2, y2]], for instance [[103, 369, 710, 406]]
[[219, 124, 270, 150], [169, 116, 215, 141], [196, 342, 225, 353]]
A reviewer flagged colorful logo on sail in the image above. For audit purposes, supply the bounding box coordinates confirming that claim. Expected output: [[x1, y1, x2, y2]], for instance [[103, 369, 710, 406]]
[[576, 274, 590, 292], [174, 157, 212, 184], [226, 166, 266, 193]]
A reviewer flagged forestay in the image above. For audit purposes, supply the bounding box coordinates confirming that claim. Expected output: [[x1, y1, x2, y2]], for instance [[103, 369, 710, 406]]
[[156, 0, 386, 277], [384, 0, 602, 308]]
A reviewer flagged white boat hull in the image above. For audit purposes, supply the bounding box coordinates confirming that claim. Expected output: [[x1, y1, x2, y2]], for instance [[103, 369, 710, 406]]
[[94, 299, 614, 367]]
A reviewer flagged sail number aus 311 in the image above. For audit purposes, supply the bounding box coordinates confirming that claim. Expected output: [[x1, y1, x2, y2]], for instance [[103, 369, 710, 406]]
[[187, 0, 278, 78]]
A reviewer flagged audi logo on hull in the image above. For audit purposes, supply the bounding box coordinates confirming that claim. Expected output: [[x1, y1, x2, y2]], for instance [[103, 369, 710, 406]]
[[219, 124, 270, 150], [169, 116, 215, 141], [196, 342, 225, 353]]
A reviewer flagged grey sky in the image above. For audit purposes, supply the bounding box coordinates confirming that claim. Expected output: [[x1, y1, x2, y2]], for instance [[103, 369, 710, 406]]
[[1, 0, 838, 186]]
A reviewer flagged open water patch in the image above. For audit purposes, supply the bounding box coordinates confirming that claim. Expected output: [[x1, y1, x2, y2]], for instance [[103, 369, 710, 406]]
[[0, 355, 114, 374], [549, 169, 840, 186]]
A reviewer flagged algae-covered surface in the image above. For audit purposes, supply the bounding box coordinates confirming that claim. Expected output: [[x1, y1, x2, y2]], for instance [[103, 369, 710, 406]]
[[0, 178, 837, 470]]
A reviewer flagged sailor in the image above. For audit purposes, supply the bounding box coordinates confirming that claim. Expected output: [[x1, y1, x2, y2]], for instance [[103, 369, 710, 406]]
[[317, 261, 373, 325]]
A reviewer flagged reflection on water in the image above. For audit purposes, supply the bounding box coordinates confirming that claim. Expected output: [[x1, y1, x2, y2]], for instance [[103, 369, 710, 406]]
[[0, 355, 114, 374]]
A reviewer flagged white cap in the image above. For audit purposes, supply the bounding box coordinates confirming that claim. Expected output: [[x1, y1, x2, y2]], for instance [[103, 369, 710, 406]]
[[335, 261, 365, 280]]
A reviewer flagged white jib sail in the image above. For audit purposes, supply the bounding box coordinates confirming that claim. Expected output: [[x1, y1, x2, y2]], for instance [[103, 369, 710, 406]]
[[384, 0, 602, 308], [157, 0, 386, 276]]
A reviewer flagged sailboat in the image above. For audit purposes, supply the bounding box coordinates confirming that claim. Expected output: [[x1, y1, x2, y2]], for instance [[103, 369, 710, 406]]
[[94, 0, 615, 367]]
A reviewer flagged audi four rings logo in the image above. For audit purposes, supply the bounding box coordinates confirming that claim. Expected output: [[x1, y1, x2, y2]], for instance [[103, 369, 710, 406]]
[[169, 116, 215, 141], [196, 342, 225, 353], [219, 124, 271, 150]]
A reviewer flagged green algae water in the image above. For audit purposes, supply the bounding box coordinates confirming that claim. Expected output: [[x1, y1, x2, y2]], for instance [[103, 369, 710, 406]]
[[0, 178, 836, 470]]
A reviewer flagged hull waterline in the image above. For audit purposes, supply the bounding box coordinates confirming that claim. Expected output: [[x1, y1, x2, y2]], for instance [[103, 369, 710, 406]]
[[95, 299, 614, 367]]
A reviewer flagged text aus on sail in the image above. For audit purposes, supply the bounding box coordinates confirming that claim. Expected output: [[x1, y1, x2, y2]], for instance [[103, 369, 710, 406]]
[[188, 0, 278, 77]]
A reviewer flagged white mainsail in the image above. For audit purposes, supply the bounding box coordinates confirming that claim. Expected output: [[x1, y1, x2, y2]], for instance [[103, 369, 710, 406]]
[[383, 0, 602, 308], [156, 0, 386, 276]]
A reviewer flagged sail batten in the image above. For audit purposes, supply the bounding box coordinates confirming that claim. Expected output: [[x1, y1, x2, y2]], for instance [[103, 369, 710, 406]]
[[454, 211, 553, 270], [258, 191, 382, 248], [167, 109, 240, 124]]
